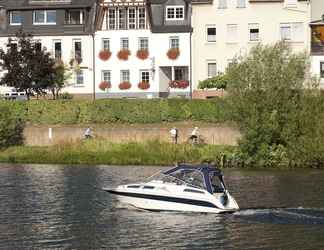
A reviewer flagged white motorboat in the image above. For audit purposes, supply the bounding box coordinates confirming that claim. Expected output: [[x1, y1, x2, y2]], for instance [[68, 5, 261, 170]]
[[104, 163, 239, 213]]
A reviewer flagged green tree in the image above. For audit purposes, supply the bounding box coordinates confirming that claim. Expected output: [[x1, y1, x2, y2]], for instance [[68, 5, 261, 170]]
[[0, 31, 57, 100], [51, 60, 72, 99], [0, 106, 24, 148], [226, 42, 323, 167]]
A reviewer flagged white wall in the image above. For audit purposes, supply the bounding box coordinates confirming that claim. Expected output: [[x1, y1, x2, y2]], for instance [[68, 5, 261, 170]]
[[95, 30, 191, 97], [192, 1, 311, 89]]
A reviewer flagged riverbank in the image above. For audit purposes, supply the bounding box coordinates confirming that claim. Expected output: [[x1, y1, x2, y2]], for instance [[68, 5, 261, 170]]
[[0, 140, 236, 166]]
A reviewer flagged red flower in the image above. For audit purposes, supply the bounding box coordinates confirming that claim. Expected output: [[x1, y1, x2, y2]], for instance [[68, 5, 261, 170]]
[[138, 81, 150, 90], [167, 48, 180, 60], [117, 49, 131, 61], [99, 50, 112, 61], [136, 49, 149, 60], [169, 80, 189, 89], [119, 81, 131, 90], [99, 81, 111, 91]]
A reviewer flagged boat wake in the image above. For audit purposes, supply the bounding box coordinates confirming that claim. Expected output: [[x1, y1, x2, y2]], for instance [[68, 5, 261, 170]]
[[233, 207, 324, 225]]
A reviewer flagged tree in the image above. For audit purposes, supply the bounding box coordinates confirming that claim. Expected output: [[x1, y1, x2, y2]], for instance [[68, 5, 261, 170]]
[[226, 42, 323, 167], [0, 31, 57, 100], [51, 60, 72, 100]]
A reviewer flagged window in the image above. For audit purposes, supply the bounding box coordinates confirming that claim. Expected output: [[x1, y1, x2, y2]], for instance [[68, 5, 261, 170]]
[[118, 8, 126, 30], [218, 0, 227, 9], [280, 23, 303, 42], [170, 36, 179, 49], [108, 9, 116, 30], [140, 70, 150, 83], [206, 26, 216, 42], [166, 6, 184, 20], [139, 37, 148, 50], [53, 40, 62, 59], [33, 10, 56, 25], [102, 39, 110, 51], [102, 70, 111, 82], [207, 62, 217, 78], [237, 0, 246, 8], [249, 23, 259, 41], [128, 8, 136, 29], [121, 70, 130, 82], [65, 10, 83, 25], [73, 40, 82, 62], [76, 70, 84, 85], [138, 7, 146, 29], [9, 11, 22, 25], [320, 62, 324, 78], [174, 67, 188, 80], [227, 24, 238, 43], [280, 23, 291, 41], [121, 38, 129, 49]]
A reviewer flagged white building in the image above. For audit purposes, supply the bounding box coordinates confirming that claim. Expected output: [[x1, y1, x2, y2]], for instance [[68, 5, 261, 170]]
[[94, 0, 192, 98], [191, 0, 311, 89]]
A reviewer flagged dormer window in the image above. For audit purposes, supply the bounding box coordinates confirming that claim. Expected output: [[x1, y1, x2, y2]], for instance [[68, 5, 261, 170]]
[[65, 10, 84, 25], [33, 10, 56, 25], [9, 11, 22, 26], [166, 6, 184, 21]]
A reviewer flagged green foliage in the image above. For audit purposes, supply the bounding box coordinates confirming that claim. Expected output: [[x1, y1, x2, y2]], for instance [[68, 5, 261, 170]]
[[0, 106, 24, 148], [198, 73, 228, 89], [0, 139, 236, 166], [0, 31, 57, 99], [58, 92, 73, 100], [0, 99, 229, 125], [226, 42, 324, 167], [52, 62, 72, 99]]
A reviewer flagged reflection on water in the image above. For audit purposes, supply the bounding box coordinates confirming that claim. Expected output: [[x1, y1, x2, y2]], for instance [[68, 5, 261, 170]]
[[0, 164, 324, 249]]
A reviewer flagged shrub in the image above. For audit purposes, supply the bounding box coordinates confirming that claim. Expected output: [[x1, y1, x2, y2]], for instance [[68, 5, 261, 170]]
[[169, 80, 189, 89], [117, 49, 131, 60], [58, 92, 73, 100], [99, 50, 112, 61], [138, 81, 150, 90], [119, 81, 131, 90], [198, 73, 228, 89], [136, 49, 149, 60], [167, 48, 180, 60], [99, 81, 111, 91], [226, 42, 322, 167], [0, 106, 24, 148]]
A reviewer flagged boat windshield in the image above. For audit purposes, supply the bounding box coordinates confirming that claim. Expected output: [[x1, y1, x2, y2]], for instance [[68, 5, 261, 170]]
[[149, 169, 206, 190], [210, 173, 225, 193]]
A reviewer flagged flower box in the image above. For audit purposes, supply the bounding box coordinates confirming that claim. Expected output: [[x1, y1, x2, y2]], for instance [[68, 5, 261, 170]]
[[167, 48, 180, 60], [99, 81, 111, 91], [119, 81, 131, 90], [136, 49, 149, 60], [138, 81, 150, 90], [169, 80, 189, 89], [99, 50, 112, 61], [117, 49, 131, 61]]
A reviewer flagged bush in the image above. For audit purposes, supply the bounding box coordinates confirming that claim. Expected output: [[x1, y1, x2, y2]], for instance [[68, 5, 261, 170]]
[[198, 73, 228, 89], [226, 42, 323, 167], [0, 98, 229, 125], [0, 106, 24, 148], [58, 92, 73, 100]]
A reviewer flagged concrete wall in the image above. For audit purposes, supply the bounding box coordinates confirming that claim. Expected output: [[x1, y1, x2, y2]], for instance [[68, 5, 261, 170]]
[[311, 0, 323, 21], [24, 124, 241, 146]]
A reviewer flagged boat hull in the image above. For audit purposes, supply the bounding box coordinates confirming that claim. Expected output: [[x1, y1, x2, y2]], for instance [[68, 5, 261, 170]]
[[107, 189, 237, 214]]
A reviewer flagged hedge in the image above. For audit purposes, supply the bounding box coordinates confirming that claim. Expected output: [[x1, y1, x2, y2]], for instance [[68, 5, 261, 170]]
[[0, 98, 230, 125]]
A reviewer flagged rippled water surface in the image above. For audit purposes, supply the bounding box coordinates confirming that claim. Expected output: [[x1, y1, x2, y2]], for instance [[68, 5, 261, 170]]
[[0, 164, 324, 249]]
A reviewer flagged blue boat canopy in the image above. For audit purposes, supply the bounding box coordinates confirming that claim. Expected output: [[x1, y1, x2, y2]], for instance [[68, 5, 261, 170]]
[[163, 163, 225, 194]]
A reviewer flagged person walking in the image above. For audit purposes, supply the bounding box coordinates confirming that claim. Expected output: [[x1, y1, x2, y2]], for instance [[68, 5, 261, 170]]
[[84, 127, 92, 139], [189, 127, 199, 144], [169, 127, 178, 144]]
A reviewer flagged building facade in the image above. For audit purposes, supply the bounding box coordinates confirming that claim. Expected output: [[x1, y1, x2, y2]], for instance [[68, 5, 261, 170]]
[[0, 0, 98, 97], [310, 0, 324, 87], [94, 0, 192, 98], [191, 0, 310, 89]]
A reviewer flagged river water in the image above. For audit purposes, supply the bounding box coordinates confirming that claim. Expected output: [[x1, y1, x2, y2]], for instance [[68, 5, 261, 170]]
[[0, 164, 324, 250]]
